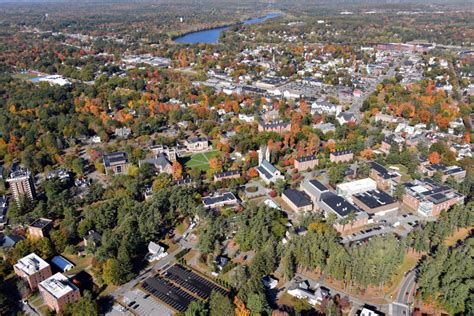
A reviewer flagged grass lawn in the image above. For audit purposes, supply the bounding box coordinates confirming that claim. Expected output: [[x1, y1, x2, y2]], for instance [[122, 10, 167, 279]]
[[12, 72, 38, 80], [384, 251, 422, 296], [277, 292, 297, 307], [184, 150, 220, 171], [62, 253, 94, 276], [389, 164, 411, 181], [444, 227, 473, 247]]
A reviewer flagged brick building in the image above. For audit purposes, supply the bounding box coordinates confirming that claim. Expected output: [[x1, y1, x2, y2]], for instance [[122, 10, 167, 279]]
[[294, 155, 319, 171], [39, 273, 80, 313], [28, 218, 53, 239], [329, 150, 353, 163], [14, 253, 52, 290]]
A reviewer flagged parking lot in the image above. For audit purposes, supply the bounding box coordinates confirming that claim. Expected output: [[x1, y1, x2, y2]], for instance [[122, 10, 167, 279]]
[[341, 211, 427, 244], [120, 288, 174, 316]]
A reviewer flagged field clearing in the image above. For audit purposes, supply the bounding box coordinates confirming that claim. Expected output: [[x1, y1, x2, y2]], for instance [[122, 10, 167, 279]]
[[444, 227, 473, 246], [184, 150, 220, 171]]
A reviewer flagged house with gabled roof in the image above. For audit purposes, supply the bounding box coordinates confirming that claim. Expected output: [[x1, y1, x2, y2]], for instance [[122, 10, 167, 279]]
[[256, 146, 284, 185]]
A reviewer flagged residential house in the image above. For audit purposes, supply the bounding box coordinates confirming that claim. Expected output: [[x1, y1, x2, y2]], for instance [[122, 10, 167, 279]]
[[313, 122, 336, 134], [103, 152, 129, 175], [294, 155, 318, 171], [282, 189, 313, 213], [0, 234, 25, 249], [83, 230, 101, 248], [336, 112, 357, 125], [39, 273, 80, 313], [14, 253, 52, 290], [310, 100, 342, 115], [329, 150, 353, 163]]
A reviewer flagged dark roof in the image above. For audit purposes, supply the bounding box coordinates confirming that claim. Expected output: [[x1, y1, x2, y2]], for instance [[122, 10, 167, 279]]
[[103, 152, 128, 167], [353, 190, 397, 209], [259, 120, 291, 129], [140, 154, 171, 169], [309, 179, 328, 192], [214, 170, 240, 178], [175, 177, 194, 185], [331, 150, 353, 156], [160, 264, 227, 301], [29, 218, 52, 229], [321, 192, 359, 217], [142, 276, 196, 312], [202, 192, 237, 206], [283, 189, 312, 208], [188, 137, 208, 143], [371, 162, 399, 179], [0, 234, 25, 248], [296, 155, 317, 163]]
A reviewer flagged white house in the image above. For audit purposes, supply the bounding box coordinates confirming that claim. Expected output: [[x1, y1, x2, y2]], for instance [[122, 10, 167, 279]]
[[257, 147, 284, 184]]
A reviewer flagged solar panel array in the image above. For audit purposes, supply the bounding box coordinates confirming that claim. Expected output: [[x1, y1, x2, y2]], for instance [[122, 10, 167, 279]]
[[141, 264, 228, 312], [162, 264, 228, 299], [141, 276, 195, 312]]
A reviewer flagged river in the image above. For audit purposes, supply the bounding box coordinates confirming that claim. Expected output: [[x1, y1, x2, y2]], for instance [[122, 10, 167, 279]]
[[174, 12, 280, 44]]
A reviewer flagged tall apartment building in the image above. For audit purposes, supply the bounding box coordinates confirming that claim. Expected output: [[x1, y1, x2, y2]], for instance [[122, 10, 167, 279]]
[[6, 167, 36, 204], [39, 273, 81, 313], [14, 253, 52, 290]]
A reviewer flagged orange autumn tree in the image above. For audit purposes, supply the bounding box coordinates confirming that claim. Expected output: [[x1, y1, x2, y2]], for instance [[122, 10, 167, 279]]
[[248, 168, 259, 178], [172, 161, 183, 180], [209, 157, 223, 173], [428, 151, 441, 164], [327, 140, 336, 153], [360, 148, 374, 160]]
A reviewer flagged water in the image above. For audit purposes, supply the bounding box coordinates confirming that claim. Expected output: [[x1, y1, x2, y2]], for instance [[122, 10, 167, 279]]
[[174, 12, 280, 44]]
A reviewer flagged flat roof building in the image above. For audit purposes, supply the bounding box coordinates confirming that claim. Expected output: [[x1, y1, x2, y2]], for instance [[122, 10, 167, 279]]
[[28, 218, 53, 239], [39, 273, 80, 313], [202, 192, 238, 209], [7, 166, 36, 204], [336, 178, 377, 200], [319, 193, 369, 233], [403, 178, 464, 217], [352, 189, 399, 215], [14, 253, 52, 290]]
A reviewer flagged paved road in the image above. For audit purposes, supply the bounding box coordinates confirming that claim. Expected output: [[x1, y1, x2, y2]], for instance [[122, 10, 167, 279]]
[[347, 56, 404, 119], [281, 268, 419, 316], [391, 270, 417, 316], [109, 224, 195, 301]]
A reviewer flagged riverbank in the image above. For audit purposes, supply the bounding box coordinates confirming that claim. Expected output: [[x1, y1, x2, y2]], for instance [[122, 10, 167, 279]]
[[173, 11, 282, 44]]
